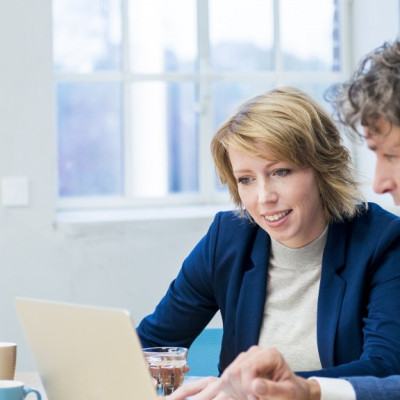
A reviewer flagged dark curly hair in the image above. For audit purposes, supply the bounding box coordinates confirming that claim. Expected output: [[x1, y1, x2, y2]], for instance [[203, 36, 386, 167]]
[[327, 40, 400, 138]]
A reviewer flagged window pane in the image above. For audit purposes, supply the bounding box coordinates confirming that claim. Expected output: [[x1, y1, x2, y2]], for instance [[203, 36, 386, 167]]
[[212, 82, 275, 129], [57, 83, 123, 196], [209, 0, 274, 72], [281, 0, 339, 71], [130, 82, 198, 197], [284, 82, 335, 111], [212, 82, 275, 192], [53, 0, 122, 73], [129, 0, 197, 73]]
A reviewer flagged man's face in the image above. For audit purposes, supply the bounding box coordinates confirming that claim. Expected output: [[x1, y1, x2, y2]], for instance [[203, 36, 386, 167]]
[[364, 117, 400, 205]]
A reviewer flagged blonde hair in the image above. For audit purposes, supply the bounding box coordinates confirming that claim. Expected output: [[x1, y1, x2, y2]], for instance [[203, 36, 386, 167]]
[[211, 87, 364, 223]]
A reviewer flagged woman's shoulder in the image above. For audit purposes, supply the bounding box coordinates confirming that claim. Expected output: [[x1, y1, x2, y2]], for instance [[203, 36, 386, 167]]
[[210, 210, 263, 242], [213, 210, 257, 230]]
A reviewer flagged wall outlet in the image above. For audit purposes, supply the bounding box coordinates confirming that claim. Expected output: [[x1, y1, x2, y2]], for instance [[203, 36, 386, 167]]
[[1, 177, 30, 207]]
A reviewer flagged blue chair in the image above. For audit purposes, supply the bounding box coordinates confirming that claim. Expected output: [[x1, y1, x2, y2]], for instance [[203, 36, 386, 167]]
[[186, 328, 223, 377]]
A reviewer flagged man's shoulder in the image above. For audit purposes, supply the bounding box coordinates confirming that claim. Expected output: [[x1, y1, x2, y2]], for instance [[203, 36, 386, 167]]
[[364, 202, 400, 221], [346, 202, 400, 231]]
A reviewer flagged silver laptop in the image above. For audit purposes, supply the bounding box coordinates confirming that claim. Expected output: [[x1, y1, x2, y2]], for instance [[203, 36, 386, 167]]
[[14, 297, 157, 400]]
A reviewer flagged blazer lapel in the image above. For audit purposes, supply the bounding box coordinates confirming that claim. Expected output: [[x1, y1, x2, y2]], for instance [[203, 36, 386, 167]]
[[317, 222, 347, 367], [234, 223, 348, 365], [235, 227, 270, 353]]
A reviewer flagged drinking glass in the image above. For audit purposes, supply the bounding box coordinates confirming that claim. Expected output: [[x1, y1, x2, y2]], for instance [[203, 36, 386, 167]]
[[143, 347, 188, 396]]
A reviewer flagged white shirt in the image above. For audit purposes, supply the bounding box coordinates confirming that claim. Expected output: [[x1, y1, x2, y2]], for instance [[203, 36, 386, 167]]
[[310, 377, 356, 400]]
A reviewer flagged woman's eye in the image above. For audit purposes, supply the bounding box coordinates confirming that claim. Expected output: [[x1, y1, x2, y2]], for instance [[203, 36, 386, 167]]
[[237, 177, 251, 185], [273, 169, 290, 177]]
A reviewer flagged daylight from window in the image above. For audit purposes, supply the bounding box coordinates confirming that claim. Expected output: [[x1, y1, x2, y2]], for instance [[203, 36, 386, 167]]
[[53, 0, 341, 206]]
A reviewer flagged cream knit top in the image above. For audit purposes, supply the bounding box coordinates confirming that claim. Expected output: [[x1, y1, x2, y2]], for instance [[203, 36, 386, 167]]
[[258, 226, 328, 371]]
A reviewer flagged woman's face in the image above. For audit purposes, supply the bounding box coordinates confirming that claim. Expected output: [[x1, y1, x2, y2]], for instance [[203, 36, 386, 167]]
[[229, 147, 327, 248]]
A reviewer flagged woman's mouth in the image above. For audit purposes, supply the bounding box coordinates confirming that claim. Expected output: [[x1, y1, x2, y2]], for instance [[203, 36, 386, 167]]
[[264, 209, 292, 222]]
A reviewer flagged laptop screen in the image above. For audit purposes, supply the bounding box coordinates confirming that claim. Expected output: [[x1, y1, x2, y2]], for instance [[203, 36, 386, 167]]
[[14, 297, 157, 400]]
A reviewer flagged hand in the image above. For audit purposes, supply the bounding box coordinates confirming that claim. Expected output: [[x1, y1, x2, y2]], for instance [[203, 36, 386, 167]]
[[219, 346, 321, 400], [166, 376, 234, 400]]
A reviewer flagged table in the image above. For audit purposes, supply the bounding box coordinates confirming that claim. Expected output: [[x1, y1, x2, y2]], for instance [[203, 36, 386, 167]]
[[14, 372, 203, 400]]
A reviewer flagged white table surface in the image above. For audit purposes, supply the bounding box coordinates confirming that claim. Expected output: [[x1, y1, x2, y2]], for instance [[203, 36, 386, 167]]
[[15, 371, 205, 400]]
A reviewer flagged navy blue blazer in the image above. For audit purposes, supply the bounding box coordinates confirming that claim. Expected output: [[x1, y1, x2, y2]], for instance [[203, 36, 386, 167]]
[[347, 375, 400, 399], [137, 202, 400, 378]]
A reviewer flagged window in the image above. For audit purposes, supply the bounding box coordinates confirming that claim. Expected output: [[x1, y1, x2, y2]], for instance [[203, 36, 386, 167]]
[[53, 0, 349, 209]]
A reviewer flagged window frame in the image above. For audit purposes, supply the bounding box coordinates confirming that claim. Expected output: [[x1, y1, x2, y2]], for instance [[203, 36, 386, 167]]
[[55, 0, 353, 212]]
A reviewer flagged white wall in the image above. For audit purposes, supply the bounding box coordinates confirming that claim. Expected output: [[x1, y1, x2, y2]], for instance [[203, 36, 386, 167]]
[[0, 0, 216, 371], [0, 0, 399, 371]]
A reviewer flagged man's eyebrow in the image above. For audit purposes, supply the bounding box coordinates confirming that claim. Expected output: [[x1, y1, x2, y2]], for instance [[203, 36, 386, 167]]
[[368, 142, 400, 152]]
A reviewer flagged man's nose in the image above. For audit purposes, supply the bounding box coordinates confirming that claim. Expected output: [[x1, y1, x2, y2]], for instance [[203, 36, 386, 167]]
[[373, 162, 395, 195]]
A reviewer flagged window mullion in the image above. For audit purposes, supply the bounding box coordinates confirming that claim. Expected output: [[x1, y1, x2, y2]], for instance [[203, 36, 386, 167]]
[[197, 0, 216, 203], [274, 0, 282, 85], [121, 0, 132, 200], [338, 0, 358, 165]]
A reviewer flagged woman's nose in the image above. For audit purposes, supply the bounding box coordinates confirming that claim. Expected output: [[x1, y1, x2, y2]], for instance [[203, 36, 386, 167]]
[[258, 182, 278, 203]]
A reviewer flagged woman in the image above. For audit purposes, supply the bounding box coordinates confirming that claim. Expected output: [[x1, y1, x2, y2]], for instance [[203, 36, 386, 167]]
[[137, 87, 400, 381]]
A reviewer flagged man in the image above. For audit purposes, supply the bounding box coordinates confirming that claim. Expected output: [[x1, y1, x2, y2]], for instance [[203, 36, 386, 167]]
[[331, 40, 400, 206], [219, 39, 400, 400], [216, 346, 400, 400], [168, 40, 400, 400]]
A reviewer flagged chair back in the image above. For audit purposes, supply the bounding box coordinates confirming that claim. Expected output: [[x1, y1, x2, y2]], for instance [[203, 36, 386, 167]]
[[186, 328, 223, 377]]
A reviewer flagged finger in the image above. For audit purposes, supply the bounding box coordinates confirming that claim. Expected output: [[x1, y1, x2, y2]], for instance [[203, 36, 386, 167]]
[[220, 347, 264, 394], [220, 368, 245, 397], [221, 347, 279, 396], [242, 347, 291, 383], [188, 378, 224, 400], [167, 377, 218, 400], [213, 392, 238, 400], [251, 378, 301, 400]]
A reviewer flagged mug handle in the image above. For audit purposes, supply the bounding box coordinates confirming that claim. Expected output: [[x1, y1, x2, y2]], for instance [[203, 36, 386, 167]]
[[23, 388, 42, 399]]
